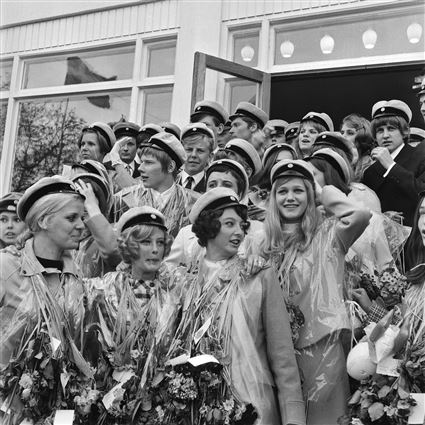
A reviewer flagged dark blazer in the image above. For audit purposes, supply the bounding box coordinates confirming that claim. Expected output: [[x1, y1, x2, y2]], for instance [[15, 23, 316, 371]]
[[178, 174, 206, 194], [362, 143, 425, 226]]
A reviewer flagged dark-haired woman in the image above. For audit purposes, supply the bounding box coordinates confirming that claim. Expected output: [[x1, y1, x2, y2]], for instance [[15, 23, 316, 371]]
[[167, 188, 305, 425], [165, 159, 265, 270]]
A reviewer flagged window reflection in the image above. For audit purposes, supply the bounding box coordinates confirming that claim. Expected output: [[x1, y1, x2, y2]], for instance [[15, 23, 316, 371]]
[[0, 101, 7, 156], [228, 80, 257, 113], [143, 87, 173, 124], [147, 43, 176, 77], [11, 91, 131, 191], [1, 61, 13, 91], [23, 46, 134, 89]]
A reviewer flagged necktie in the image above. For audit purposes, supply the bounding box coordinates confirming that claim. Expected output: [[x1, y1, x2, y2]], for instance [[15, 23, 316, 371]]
[[125, 164, 132, 175], [185, 176, 194, 189]]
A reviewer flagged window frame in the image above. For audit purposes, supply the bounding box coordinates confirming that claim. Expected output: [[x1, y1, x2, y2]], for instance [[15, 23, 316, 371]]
[[0, 34, 178, 194]]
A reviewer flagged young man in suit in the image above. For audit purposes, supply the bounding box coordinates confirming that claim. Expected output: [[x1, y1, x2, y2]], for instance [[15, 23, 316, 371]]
[[179, 123, 215, 193], [362, 99, 425, 226]]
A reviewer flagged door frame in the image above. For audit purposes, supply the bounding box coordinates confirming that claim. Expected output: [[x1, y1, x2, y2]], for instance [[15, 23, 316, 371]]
[[191, 51, 271, 114]]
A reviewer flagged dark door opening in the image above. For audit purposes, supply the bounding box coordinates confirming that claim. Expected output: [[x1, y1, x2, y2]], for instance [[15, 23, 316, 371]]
[[270, 64, 424, 129]]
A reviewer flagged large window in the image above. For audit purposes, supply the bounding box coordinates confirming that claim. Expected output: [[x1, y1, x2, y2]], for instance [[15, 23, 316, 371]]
[[22, 46, 134, 89], [11, 92, 131, 191], [1, 37, 177, 192]]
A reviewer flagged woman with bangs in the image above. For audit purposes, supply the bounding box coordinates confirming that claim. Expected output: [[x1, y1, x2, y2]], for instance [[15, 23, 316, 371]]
[[166, 159, 266, 271], [298, 112, 333, 158], [87, 206, 181, 325], [362, 100, 425, 227], [340, 113, 375, 182], [260, 159, 371, 424], [166, 188, 306, 425]]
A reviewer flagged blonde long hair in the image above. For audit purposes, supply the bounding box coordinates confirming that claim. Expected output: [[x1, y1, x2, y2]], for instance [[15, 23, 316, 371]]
[[261, 176, 321, 257]]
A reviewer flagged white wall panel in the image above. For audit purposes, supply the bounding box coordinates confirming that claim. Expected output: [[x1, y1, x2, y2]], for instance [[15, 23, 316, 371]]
[[222, 0, 400, 21], [1, 0, 180, 54]]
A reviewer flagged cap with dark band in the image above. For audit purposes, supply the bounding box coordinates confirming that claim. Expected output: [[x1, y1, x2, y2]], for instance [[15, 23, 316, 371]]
[[189, 187, 243, 224], [262, 143, 298, 166], [314, 132, 353, 162], [181, 123, 215, 141], [83, 122, 116, 150], [18, 177, 82, 221], [301, 112, 334, 132], [140, 131, 187, 169], [72, 173, 111, 215], [0, 192, 22, 213], [224, 138, 262, 177], [371, 100, 412, 123], [229, 101, 269, 129], [116, 206, 167, 234], [270, 159, 314, 185], [113, 121, 140, 139], [138, 123, 163, 136], [191, 100, 229, 125], [161, 122, 181, 140], [309, 148, 350, 184], [72, 160, 104, 177]]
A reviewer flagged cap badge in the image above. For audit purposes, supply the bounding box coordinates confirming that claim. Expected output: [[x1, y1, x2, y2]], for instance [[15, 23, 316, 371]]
[[196, 106, 201, 111], [322, 134, 327, 139], [150, 214, 157, 219], [287, 163, 293, 168], [192, 128, 197, 132], [381, 107, 385, 112], [230, 196, 236, 201]]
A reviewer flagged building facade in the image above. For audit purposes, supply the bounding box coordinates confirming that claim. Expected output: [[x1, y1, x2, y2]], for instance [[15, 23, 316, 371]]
[[0, 0, 424, 193]]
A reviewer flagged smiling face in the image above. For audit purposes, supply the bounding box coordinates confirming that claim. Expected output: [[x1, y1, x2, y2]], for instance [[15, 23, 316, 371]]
[[0, 211, 25, 246], [375, 124, 404, 153], [299, 123, 320, 156], [132, 226, 166, 279], [275, 177, 308, 222], [207, 208, 246, 260], [44, 198, 85, 251], [183, 136, 212, 176], [80, 132, 103, 161], [418, 197, 425, 247]]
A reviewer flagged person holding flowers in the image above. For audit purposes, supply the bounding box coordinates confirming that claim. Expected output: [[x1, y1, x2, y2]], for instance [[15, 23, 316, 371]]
[[165, 188, 306, 425], [0, 176, 93, 424], [344, 192, 425, 425], [260, 159, 371, 424]]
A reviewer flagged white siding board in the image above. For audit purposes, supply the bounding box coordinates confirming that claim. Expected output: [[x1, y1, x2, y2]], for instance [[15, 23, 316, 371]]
[[1, 1, 181, 54]]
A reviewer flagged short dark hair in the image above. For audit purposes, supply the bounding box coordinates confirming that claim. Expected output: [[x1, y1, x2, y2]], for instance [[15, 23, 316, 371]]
[[192, 206, 250, 247]]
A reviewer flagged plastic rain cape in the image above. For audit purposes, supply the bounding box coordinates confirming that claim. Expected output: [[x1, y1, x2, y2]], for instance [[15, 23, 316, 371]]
[[0, 248, 91, 424], [166, 255, 283, 424]]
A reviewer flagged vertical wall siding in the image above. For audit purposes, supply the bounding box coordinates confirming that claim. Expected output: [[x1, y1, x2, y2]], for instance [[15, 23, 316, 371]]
[[221, 0, 395, 21], [0, 0, 180, 55]]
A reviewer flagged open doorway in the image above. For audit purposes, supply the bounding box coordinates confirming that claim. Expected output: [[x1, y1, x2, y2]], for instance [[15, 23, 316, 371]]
[[270, 64, 425, 129]]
